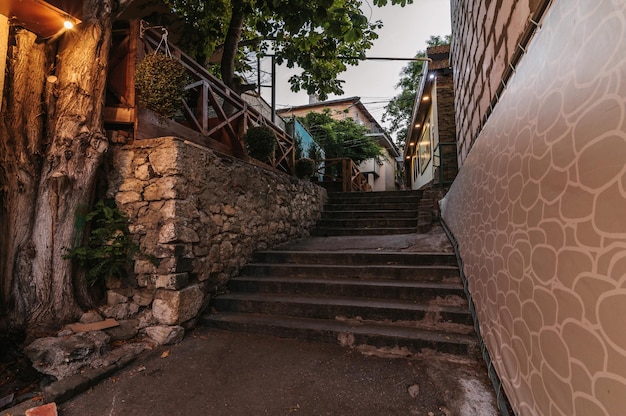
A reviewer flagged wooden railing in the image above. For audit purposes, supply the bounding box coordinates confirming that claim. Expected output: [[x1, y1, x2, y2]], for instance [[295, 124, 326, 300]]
[[314, 158, 371, 192], [127, 23, 295, 174]]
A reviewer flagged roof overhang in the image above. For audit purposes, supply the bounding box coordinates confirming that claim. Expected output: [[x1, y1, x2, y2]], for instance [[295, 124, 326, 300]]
[[404, 44, 452, 162], [1, 0, 83, 38]]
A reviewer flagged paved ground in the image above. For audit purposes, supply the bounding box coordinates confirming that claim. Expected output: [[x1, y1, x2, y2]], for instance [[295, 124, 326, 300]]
[[5, 227, 499, 415], [58, 329, 497, 416], [56, 227, 498, 416], [277, 226, 455, 253]]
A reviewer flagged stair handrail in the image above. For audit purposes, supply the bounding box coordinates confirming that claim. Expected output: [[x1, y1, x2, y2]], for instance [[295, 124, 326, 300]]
[[313, 158, 370, 192], [140, 27, 295, 174]]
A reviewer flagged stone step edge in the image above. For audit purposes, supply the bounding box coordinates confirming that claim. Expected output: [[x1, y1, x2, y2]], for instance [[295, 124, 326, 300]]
[[230, 275, 464, 289], [202, 313, 477, 348], [312, 227, 418, 232], [215, 292, 471, 315], [243, 263, 459, 271], [257, 250, 456, 256]]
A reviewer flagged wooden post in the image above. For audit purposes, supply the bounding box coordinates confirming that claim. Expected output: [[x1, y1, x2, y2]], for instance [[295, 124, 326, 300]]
[[0, 15, 9, 112]]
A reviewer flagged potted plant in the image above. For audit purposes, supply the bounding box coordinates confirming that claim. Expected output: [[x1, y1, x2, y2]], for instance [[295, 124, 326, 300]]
[[295, 158, 316, 179], [135, 53, 189, 119], [244, 126, 276, 163]]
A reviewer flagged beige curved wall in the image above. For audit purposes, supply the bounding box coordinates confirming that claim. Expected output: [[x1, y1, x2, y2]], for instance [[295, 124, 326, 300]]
[[442, 1, 626, 415]]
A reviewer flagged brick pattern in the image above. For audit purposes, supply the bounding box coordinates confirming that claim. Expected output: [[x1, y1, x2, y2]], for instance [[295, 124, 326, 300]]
[[443, 1, 626, 415], [450, 0, 550, 166], [434, 73, 457, 184]]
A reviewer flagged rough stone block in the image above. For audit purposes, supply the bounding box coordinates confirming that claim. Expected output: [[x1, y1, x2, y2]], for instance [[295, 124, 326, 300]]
[[79, 310, 104, 324], [103, 319, 139, 341], [135, 259, 158, 274], [134, 163, 151, 180], [148, 144, 181, 175], [133, 288, 156, 306], [107, 290, 129, 305], [144, 325, 185, 345], [118, 178, 145, 193], [25, 331, 110, 380], [143, 177, 179, 201], [116, 191, 142, 205], [136, 309, 156, 329], [155, 273, 189, 290], [151, 243, 194, 259], [136, 274, 156, 289], [158, 222, 199, 244], [152, 284, 205, 325], [99, 302, 139, 320], [156, 257, 194, 274]]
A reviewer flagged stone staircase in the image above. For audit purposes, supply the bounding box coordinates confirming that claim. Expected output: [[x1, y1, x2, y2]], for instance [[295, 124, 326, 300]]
[[203, 191, 477, 356], [312, 190, 421, 236]]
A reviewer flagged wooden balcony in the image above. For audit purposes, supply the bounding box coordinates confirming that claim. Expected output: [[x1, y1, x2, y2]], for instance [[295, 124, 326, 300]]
[[104, 20, 294, 175]]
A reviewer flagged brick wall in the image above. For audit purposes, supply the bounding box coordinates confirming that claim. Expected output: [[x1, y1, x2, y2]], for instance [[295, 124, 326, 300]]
[[434, 72, 457, 183], [443, 1, 626, 414], [451, 0, 551, 166]]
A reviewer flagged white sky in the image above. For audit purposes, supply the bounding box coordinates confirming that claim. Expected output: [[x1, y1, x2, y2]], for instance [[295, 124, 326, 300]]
[[258, 0, 452, 128]]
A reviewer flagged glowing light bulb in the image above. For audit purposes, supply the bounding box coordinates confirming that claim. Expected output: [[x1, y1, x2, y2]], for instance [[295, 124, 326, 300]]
[[64, 20, 74, 29]]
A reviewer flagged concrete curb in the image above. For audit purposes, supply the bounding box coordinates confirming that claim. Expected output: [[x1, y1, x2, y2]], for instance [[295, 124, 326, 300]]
[[1, 354, 137, 416]]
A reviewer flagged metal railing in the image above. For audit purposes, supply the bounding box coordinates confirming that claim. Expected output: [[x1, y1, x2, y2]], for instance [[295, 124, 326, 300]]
[[433, 142, 458, 187]]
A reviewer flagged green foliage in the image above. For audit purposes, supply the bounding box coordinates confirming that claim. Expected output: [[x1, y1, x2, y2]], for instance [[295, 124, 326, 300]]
[[64, 201, 152, 286], [244, 126, 277, 162], [382, 35, 452, 149], [164, 0, 412, 100], [307, 142, 323, 160], [294, 158, 316, 179], [135, 53, 190, 119], [299, 110, 382, 164]]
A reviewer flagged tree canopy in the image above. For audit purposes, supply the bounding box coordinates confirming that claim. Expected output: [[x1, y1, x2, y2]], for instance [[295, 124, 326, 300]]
[[164, 0, 412, 97], [299, 110, 382, 164], [382, 35, 451, 148]]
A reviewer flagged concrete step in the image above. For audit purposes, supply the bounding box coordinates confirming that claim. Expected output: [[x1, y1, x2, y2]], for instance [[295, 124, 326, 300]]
[[240, 263, 460, 281], [311, 227, 418, 236], [326, 195, 421, 205], [213, 293, 473, 325], [202, 313, 477, 356], [321, 209, 419, 219], [228, 276, 466, 301], [251, 251, 458, 267], [315, 218, 419, 228], [323, 202, 419, 211], [328, 190, 423, 198]]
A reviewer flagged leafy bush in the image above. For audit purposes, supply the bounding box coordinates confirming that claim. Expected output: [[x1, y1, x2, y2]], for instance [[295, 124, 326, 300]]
[[135, 53, 189, 119], [295, 158, 316, 179], [244, 126, 276, 163], [64, 200, 155, 286]]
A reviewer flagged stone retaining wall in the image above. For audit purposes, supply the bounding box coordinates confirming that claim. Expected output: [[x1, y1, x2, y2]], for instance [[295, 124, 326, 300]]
[[104, 136, 326, 332]]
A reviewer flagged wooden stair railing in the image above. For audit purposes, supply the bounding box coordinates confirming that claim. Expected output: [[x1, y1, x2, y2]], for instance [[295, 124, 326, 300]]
[[105, 21, 294, 175], [314, 158, 371, 192]]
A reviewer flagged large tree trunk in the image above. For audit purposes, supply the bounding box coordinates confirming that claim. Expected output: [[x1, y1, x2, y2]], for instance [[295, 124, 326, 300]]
[[0, 0, 112, 330], [221, 0, 245, 93]]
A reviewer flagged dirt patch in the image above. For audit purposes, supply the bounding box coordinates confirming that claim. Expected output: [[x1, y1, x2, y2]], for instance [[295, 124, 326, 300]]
[[0, 331, 44, 411]]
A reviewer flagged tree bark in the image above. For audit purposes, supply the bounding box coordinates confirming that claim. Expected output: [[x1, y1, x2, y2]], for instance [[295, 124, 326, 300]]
[[0, 0, 112, 329], [0, 29, 49, 326], [221, 0, 245, 93]]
